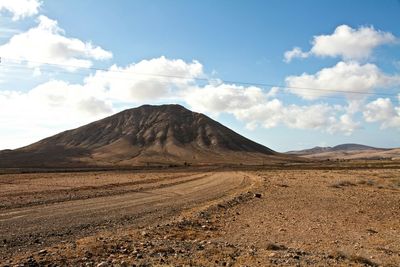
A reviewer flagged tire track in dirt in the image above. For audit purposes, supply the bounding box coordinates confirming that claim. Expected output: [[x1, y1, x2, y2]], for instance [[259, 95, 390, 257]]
[[0, 172, 209, 210], [0, 171, 257, 259]]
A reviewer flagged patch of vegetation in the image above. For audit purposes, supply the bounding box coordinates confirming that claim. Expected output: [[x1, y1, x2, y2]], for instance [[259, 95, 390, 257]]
[[357, 179, 375, 186], [329, 180, 356, 188], [331, 251, 378, 266], [348, 255, 378, 266], [266, 242, 287, 251]]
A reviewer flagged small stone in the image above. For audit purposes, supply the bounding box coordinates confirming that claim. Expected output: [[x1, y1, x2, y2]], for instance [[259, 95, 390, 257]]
[[141, 231, 148, 237], [38, 249, 47, 255], [96, 262, 108, 267], [254, 193, 262, 198]]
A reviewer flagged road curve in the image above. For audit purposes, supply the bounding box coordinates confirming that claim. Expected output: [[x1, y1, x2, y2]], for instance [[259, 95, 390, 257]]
[[0, 171, 255, 258]]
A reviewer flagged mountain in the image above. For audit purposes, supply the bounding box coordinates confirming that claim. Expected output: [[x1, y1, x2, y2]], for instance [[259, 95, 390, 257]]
[[330, 144, 383, 151], [288, 144, 383, 155], [286, 143, 398, 160], [0, 104, 295, 167]]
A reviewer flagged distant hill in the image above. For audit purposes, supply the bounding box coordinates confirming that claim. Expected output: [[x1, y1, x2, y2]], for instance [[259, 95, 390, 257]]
[[0, 104, 298, 167], [288, 143, 383, 155], [287, 146, 332, 155], [286, 143, 399, 160], [330, 144, 383, 151]]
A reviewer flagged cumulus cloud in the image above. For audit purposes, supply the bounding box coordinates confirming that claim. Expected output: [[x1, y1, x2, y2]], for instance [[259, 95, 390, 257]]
[[0, 0, 41, 20], [284, 25, 396, 62], [185, 83, 359, 135], [0, 80, 112, 123], [84, 56, 203, 102], [185, 83, 264, 114], [285, 61, 400, 99], [0, 15, 112, 71], [284, 47, 309, 63], [266, 86, 279, 98], [0, 81, 113, 148], [363, 97, 400, 128], [235, 103, 359, 135]]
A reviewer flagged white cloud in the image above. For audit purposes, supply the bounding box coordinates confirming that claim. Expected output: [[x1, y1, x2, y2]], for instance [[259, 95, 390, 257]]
[[0, 0, 41, 20], [363, 97, 400, 128], [329, 114, 360, 135], [0, 15, 112, 71], [345, 99, 365, 114], [285, 61, 400, 99], [0, 28, 20, 38], [85, 56, 203, 102], [284, 47, 309, 63], [185, 83, 264, 114], [0, 80, 113, 149], [284, 25, 396, 62], [233, 102, 359, 135], [266, 86, 279, 98], [185, 83, 359, 135], [0, 80, 112, 123]]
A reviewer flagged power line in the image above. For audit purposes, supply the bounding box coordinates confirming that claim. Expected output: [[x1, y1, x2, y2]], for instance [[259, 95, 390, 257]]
[[0, 62, 355, 101], [1, 63, 398, 102], [1, 56, 399, 98]]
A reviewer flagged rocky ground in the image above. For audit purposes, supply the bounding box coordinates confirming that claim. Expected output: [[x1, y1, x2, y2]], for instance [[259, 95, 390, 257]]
[[1, 168, 399, 266]]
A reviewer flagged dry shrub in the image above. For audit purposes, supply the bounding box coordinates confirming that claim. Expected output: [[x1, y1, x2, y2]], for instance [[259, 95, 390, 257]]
[[330, 180, 356, 188], [331, 251, 378, 266], [266, 242, 287, 251], [357, 179, 375, 186], [348, 255, 378, 266]]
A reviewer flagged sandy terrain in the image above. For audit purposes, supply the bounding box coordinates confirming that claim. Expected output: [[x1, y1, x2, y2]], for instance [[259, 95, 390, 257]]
[[1, 167, 399, 266]]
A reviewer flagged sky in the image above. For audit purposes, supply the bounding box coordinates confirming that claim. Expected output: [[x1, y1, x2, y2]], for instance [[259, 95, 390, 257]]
[[0, 0, 400, 152]]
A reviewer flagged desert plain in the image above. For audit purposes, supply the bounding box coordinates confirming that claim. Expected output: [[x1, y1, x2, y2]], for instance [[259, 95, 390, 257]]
[[1, 162, 399, 267]]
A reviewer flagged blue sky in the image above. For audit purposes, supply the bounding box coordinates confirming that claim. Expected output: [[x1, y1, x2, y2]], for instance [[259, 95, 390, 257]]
[[0, 0, 400, 151]]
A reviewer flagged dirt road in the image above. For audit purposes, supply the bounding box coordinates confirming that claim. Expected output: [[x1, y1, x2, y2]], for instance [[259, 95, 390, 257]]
[[3, 168, 399, 266], [0, 170, 256, 260]]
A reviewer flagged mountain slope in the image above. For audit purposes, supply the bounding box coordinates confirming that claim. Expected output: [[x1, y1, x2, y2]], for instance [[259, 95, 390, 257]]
[[0, 104, 294, 167]]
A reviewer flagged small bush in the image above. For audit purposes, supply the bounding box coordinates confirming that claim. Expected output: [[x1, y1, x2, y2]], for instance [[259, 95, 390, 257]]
[[349, 255, 378, 266], [331, 251, 378, 266], [266, 242, 287, 251], [330, 180, 356, 188]]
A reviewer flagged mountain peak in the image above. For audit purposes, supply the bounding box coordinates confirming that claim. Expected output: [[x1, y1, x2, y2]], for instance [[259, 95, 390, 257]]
[[0, 104, 291, 167]]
